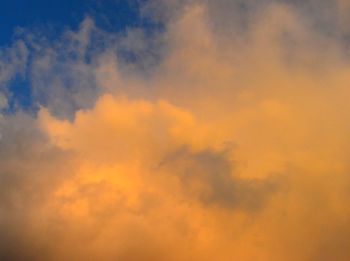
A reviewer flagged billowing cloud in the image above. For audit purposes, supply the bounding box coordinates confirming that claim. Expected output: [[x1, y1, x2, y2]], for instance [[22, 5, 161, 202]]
[[1, 1, 350, 260]]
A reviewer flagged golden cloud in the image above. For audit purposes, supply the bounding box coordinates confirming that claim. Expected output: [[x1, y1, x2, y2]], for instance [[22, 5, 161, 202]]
[[1, 2, 350, 260]]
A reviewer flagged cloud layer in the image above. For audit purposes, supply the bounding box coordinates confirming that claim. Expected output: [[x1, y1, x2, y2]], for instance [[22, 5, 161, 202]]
[[1, 1, 350, 260]]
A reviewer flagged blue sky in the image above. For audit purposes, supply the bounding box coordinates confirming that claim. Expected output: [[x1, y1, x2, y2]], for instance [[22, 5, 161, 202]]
[[0, 0, 145, 45], [0, 0, 157, 113]]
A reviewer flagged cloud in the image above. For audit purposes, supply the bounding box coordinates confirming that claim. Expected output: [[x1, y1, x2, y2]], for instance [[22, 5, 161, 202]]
[[1, 0, 350, 260], [0, 93, 7, 110], [159, 146, 282, 211], [0, 40, 28, 90]]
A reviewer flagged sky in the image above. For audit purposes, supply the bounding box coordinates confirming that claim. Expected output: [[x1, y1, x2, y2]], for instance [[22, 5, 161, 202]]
[[0, 0, 146, 44], [1, 0, 350, 260], [0, 0, 157, 112]]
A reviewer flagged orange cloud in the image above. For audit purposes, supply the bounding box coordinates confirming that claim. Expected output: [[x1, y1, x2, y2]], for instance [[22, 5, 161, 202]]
[[1, 1, 350, 260]]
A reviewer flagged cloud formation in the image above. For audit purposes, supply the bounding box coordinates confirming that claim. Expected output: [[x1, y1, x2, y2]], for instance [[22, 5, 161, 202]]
[[1, 1, 350, 260]]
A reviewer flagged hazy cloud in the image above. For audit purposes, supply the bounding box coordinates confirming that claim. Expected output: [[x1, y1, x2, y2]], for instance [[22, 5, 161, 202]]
[[1, 0, 350, 260]]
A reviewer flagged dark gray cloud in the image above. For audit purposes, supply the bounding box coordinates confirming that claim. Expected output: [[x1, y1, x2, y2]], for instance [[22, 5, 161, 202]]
[[0, 113, 74, 261], [0, 40, 28, 103], [159, 146, 282, 211]]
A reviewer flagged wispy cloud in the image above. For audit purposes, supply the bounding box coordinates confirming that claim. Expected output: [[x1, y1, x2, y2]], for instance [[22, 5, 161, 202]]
[[1, 1, 350, 260]]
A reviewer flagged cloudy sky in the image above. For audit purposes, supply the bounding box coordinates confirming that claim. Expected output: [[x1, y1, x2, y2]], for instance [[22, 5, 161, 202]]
[[1, 0, 350, 260]]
